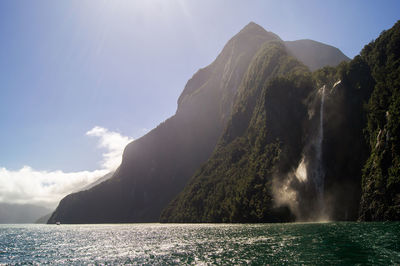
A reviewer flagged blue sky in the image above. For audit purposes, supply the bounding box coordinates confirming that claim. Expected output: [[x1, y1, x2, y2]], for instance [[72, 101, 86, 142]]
[[0, 0, 399, 206]]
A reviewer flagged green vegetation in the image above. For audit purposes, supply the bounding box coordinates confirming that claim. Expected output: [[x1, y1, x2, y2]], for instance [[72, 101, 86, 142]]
[[359, 21, 400, 220], [162, 20, 400, 223], [160, 42, 312, 222]]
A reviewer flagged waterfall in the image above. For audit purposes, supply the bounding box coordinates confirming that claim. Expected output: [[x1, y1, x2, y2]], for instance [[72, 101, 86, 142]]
[[315, 85, 325, 207], [276, 85, 328, 221]]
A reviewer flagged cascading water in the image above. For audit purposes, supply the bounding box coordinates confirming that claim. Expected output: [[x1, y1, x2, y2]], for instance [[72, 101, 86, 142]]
[[274, 85, 328, 221], [314, 85, 326, 211], [297, 85, 326, 218]]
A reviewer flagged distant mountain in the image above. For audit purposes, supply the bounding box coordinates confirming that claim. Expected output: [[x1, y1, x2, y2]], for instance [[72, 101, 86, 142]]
[[49, 22, 364, 224], [35, 172, 113, 224], [285, 39, 350, 71], [35, 212, 52, 224], [0, 203, 51, 223]]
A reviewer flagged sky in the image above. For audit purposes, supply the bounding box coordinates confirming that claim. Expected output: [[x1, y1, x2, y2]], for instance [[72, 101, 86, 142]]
[[0, 0, 399, 208]]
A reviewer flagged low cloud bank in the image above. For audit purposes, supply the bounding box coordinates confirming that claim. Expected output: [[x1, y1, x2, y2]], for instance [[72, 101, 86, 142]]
[[0, 126, 133, 208]]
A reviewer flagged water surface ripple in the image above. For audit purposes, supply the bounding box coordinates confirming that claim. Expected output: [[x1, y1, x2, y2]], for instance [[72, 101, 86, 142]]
[[0, 222, 399, 265]]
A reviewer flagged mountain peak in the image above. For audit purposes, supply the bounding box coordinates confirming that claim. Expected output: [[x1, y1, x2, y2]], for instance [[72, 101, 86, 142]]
[[240, 21, 268, 34], [237, 22, 281, 43], [245, 21, 262, 28]]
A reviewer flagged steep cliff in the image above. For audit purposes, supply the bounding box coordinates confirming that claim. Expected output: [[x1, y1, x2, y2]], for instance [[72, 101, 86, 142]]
[[160, 41, 312, 222], [359, 21, 400, 220]]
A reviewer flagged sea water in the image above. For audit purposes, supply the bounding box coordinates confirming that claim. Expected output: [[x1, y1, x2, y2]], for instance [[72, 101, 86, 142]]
[[0, 222, 399, 265]]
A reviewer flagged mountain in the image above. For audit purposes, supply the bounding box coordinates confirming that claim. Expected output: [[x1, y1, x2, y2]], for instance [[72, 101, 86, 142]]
[[162, 21, 400, 223], [35, 212, 52, 224], [161, 41, 311, 222], [0, 203, 51, 223], [285, 39, 350, 71], [49, 22, 355, 224], [160, 41, 364, 223], [48, 22, 282, 223]]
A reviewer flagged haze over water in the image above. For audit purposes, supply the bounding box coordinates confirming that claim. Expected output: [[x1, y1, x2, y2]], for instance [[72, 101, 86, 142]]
[[1, 223, 399, 265]]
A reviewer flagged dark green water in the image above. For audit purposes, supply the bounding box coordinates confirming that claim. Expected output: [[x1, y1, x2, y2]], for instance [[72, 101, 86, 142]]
[[0, 222, 399, 265]]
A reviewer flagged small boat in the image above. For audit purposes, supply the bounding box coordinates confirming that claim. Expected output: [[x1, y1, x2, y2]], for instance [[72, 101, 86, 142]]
[[56, 222, 61, 225]]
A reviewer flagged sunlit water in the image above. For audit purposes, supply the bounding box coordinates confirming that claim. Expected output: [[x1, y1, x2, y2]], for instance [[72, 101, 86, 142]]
[[0, 222, 399, 265]]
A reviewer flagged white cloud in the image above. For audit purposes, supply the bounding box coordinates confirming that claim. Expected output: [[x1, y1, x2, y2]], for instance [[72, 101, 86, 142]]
[[86, 126, 133, 170], [0, 127, 133, 208]]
